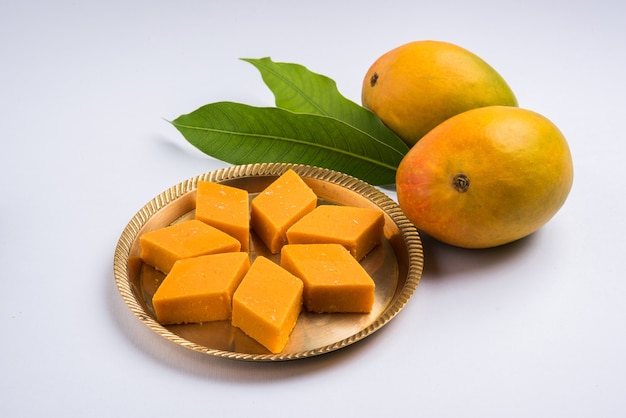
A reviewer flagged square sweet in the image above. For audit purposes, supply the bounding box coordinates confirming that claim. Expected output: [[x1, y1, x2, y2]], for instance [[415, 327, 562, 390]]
[[152, 252, 250, 324], [286, 205, 385, 260], [195, 180, 250, 251], [232, 256, 303, 353], [250, 169, 317, 254], [139, 219, 241, 273], [280, 243, 376, 313]]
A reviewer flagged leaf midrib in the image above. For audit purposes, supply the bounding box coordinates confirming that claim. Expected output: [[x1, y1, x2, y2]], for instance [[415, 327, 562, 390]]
[[171, 120, 399, 171]]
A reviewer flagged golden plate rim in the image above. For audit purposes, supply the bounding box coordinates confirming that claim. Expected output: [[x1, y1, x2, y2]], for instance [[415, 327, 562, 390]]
[[113, 163, 424, 362]]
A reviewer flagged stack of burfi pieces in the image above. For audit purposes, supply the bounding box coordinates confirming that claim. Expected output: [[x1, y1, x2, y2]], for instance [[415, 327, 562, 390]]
[[139, 169, 385, 354]]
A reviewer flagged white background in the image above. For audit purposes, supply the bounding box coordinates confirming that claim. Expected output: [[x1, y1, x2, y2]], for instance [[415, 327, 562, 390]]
[[2, 1, 625, 416]]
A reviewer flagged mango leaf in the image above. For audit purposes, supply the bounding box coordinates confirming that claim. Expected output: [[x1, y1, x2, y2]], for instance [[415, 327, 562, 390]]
[[170, 101, 404, 185], [241, 57, 409, 155]]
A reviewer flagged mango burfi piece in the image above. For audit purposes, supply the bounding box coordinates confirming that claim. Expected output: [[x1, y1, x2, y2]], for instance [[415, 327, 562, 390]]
[[281, 244, 376, 313], [139, 219, 241, 273], [232, 256, 303, 353], [250, 169, 317, 254], [286, 205, 385, 260], [195, 181, 250, 251], [152, 252, 250, 324]]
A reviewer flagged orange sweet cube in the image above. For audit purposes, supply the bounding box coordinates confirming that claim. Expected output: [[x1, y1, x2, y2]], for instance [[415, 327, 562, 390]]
[[286, 205, 385, 260], [280, 243, 376, 313], [232, 256, 303, 353], [152, 252, 250, 324], [195, 180, 250, 251], [250, 169, 317, 254], [139, 219, 241, 273]]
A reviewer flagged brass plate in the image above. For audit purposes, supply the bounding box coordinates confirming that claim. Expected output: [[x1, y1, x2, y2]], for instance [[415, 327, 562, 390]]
[[113, 163, 424, 361]]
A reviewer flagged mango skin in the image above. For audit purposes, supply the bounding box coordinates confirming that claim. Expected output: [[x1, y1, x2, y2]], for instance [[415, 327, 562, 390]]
[[362, 40, 518, 147], [395, 106, 574, 248]]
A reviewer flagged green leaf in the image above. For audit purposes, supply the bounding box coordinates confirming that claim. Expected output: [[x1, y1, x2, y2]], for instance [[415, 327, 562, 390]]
[[170, 101, 404, 185], [241, 57, 409, 155]]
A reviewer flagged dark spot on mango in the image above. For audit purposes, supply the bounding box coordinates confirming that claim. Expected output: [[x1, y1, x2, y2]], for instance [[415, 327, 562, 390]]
[[452, 174, 470, 193], [370, 72, 379, 87]]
